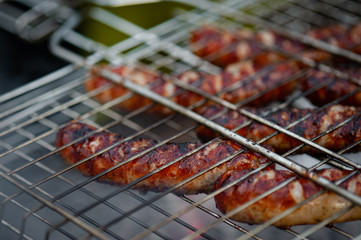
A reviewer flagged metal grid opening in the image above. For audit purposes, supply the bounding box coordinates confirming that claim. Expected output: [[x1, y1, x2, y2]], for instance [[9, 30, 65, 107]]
[[1, 0, 361, 239]]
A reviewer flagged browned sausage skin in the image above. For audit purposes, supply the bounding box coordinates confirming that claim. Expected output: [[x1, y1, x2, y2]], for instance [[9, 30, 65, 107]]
[[85, 24, 361, 113], [85, 60, 299, 114], [301, 68, 361, 106], [190, 25, 331, 67], [308, 22, 361, 51], [56, 122, 272, 195], [214, 168, 361, 227], [190, 25, 263, 67], [190, 23, 361, 67], [197, 104, 361, 153]]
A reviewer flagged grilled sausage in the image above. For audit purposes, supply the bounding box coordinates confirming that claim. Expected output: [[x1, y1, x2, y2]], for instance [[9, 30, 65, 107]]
[[307, 24, 349, 47], [196, 104, 361, 153], [190, 23, 361, 67], [85, 60, 299, 114], [190, 25, 263, 67], [348, 23, 361, 53], [56, 122, 271, 195], [214, 168, 361, 227], [190, 25, 330, 67], [301, 68, 361, 106], [308, 22, 361, 51]]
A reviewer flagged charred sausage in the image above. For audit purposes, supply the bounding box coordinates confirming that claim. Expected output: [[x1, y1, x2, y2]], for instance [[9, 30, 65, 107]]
[[197, 104, 361, 153], [85, 60, 299, 114], [308, 22, 361, 51], [301, 68, 361, 106], [214, 168, 361, 227], [190, 25, 331, 67], [190, 23, 361, 67], [56, 122, 271, 195]]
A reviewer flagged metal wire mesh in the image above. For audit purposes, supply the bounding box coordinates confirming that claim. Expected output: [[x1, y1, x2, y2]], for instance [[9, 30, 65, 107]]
[[0, 0, 361, 239], [0, 0, 76, 42]]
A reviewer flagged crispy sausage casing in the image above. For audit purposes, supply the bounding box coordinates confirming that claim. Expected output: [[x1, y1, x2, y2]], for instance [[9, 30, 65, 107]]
[[190, 23, 361, 67], [197, 104, 361, 153], [85, 61, 299, 114], [214, 168, 361, 227], [190, 25, 330, 67], [302, 68, 361, 106], [308, 23, 361, 51], [56, 122, 271, 195], [190, 25, 262, 67], [190, 24, 361, 107]]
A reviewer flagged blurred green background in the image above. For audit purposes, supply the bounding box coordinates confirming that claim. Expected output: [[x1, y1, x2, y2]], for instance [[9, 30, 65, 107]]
[[81, 2, 194, 46]]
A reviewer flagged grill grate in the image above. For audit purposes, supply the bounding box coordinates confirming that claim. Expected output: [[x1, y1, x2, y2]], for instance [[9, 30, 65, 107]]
[[0, 0, 77, 42], [1, 0, 361, 239]]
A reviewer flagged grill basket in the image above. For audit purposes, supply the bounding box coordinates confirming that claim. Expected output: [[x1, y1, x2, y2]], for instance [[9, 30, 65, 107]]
[[0, 0, 361, 239]]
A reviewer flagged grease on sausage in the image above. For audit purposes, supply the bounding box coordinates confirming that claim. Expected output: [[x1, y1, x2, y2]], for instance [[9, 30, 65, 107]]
[[214, 168, 361, 227], [197, 104, 361, 153], [56, 122, 271, 195], [85, 61, 299, 114]]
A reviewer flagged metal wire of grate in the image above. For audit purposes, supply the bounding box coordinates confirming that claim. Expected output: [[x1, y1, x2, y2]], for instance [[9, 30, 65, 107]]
[[0, 0, 361, 239], [0, 0, 78, 42]]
